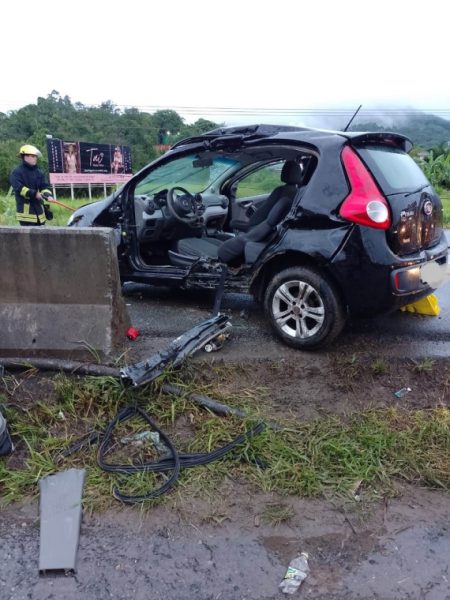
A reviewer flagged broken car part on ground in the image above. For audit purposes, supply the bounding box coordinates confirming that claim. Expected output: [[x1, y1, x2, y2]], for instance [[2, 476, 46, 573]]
[[39, 469, 85, 573], [1, 314, 267, 504]]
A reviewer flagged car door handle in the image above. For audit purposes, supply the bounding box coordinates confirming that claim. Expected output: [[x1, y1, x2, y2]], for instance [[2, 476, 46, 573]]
[[239, 200, 253, 208]]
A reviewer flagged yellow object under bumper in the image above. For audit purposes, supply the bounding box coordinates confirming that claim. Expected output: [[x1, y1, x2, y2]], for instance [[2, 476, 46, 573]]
[[400, 293, 441, 316]]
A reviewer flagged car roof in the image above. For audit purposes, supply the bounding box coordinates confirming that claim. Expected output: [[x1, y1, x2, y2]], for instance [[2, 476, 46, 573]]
[[171, 124, 413, 152]]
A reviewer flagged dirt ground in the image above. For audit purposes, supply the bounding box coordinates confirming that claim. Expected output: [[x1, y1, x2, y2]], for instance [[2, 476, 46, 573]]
[[0, 355, 449, 599]]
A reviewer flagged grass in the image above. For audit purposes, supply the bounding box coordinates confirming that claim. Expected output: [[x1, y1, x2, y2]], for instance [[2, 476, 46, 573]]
[[441, 193, 450, 227], [0, 370, 449, 511], [0, 193, 99, 226], [410, 358, 436, 374], [261, 503, 295, 526], [370, 358, 389, 376]]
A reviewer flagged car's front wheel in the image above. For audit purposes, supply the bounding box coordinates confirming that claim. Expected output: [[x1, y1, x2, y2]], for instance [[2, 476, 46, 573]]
[[264, 266, 346, 349]]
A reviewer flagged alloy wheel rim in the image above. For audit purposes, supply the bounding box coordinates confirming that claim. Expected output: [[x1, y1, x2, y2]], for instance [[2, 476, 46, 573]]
[[272, 280, 325, 338]]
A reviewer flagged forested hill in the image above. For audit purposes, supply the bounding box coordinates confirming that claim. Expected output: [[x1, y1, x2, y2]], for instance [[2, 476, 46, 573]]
[[0, 91, 219, 190], [350, 113, 450, 149], [1, 92, 449, 191]]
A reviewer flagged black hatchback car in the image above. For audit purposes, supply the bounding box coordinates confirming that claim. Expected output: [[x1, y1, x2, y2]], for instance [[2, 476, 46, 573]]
[[68, 124, 448, 349]]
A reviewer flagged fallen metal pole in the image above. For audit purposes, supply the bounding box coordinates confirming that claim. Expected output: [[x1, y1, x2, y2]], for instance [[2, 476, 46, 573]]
[[0, 356, 252, 422], [0, 358, 120, 378], [162, 384, 282, 430], [161, 383, 247, 418]]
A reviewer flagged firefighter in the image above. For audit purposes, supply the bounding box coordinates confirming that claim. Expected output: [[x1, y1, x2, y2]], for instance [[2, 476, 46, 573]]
[[9, 145, 54, 226]]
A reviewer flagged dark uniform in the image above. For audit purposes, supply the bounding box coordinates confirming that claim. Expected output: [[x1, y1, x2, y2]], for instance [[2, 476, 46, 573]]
[[9, 162, 52, 225]]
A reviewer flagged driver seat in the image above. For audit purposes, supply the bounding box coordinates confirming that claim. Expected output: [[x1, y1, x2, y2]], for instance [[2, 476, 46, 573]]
[[172, 160, 303, 265]]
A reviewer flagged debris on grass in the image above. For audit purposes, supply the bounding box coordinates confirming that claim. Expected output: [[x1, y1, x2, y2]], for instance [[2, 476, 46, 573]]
[[1, 358, 449, 511], [0, 369, 449, 510], [394, 387, 412, 398]]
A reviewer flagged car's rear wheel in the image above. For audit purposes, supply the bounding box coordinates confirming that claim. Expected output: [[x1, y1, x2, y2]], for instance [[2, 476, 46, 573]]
[[264, 266, 346, 349]]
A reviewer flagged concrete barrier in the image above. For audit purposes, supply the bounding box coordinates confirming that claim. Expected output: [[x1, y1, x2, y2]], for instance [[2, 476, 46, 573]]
[[0, 227, 130, 359]]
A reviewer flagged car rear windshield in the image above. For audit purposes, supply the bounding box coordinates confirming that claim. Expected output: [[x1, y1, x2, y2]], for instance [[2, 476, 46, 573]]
[[355, 145, 429, 195]]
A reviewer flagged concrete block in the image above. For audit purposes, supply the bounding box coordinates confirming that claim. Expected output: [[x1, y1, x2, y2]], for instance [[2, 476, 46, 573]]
[[0, 227, 130, 358]]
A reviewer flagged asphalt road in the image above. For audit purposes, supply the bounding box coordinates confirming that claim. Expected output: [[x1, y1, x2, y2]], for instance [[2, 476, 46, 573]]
[[123, 234, 450, 362]]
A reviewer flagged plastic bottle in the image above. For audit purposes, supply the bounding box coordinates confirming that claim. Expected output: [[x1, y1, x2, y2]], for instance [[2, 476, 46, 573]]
[[393, 386, 412, 398], [279, 552, 310, 594]]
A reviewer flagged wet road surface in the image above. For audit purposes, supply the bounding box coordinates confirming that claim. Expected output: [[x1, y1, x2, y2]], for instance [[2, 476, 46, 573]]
[[124, 276, 450, 363], [2, 486, 450, 600], [123, 231, 450, 362]]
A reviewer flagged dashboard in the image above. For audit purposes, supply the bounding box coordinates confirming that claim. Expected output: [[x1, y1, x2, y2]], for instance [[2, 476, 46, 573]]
[[134, 191, 229, 242]]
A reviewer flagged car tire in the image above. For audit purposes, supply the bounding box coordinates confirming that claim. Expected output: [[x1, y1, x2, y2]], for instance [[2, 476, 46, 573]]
[[264, 266, 346, 349]]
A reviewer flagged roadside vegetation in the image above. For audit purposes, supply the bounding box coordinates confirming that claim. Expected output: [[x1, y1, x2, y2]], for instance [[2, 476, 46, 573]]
[[1, 92, 449, 223], [0, 91, 218, 192], [1, 189, 450, 228], [0, 358, 449, 511], [439, 192, 450, 226], [0, 193, 89, 226], [0, 96, 449, 511]]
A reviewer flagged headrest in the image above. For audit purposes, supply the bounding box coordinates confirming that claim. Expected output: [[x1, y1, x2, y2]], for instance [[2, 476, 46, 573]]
[[281, 161, 303, 185]]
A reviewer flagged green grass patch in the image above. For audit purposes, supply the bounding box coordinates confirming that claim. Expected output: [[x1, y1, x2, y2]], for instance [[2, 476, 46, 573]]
[[441, 193, 450, 227], [0, 373, 449, 510], [0, 194, 100, 226], [261, 502, 295, 526]]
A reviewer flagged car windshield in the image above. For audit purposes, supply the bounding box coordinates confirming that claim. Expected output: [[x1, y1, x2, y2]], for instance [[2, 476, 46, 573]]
[[135, 153, 241, 195]]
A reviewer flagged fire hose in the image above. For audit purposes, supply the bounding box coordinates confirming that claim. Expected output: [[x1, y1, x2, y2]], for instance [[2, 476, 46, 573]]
[[42, 191, 75, 212]]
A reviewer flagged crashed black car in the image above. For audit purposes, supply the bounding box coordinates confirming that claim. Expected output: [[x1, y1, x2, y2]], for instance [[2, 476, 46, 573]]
[[68, 124, 448, 349]]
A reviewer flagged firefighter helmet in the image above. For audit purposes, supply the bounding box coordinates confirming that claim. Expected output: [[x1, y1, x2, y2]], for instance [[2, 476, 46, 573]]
[[19, 144, 42, 157]]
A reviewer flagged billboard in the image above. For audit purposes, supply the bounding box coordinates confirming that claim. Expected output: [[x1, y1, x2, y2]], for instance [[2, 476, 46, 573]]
[[47, 139, 133, 184]]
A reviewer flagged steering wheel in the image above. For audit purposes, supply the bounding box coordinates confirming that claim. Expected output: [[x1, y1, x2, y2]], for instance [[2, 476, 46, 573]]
[[166, 186, 205, 224]]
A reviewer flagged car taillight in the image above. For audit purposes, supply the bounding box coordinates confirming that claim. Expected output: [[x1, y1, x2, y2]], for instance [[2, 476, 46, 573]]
[[339, 146, 391, 230]]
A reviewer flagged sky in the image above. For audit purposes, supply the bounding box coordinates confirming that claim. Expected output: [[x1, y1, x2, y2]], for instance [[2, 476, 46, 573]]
[[2, 0, 449, 128]]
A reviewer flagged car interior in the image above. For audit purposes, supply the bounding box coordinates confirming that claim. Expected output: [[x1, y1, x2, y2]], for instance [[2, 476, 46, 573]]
[[128, 146, 316, 269], [173, 160, 304, 266]]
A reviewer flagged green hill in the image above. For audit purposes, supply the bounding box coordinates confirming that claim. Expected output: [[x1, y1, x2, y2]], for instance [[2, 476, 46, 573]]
[[350, 113, 450, 149]]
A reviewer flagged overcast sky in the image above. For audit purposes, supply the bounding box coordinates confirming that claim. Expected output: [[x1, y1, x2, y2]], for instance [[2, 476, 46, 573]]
[[2, 0, 449, 128]]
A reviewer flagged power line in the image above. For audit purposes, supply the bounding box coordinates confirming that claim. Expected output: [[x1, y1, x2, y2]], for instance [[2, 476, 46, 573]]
[[1, 102, 450, 118], [96, 106, 450, 118]]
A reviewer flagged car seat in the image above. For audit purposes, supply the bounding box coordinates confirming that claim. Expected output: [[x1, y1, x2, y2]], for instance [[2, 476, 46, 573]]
[[171, 160, 303, 265]]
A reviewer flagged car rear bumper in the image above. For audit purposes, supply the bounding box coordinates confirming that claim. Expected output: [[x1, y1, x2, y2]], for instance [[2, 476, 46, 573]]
[[330, 228, 448, 316], [391, 254, 448, 295]]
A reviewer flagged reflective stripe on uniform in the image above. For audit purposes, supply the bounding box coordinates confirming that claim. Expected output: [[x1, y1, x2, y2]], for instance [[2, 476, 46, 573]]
[[16, 213, 46, 223], [20, 186, 30, 198], [16, 213, 38, 222], [16, 202, 46, 224]]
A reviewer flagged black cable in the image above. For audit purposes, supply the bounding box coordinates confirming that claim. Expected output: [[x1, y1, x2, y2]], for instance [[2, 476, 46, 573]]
[[96, 405, 265, 504], [54, 430, 103, 464], [137, 421, 266, 472], [97, 405, 181, 504]]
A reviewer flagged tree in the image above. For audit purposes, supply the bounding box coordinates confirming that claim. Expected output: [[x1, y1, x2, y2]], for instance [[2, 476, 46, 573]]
[[152, 110, 183, 144], [0, 140, 21, 191], [0, 93, 219, 190], [422, 151, 450, 189]]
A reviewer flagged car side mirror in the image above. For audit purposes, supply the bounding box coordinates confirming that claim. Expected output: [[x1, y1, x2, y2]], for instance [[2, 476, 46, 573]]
[[109, 203, 122, 214]]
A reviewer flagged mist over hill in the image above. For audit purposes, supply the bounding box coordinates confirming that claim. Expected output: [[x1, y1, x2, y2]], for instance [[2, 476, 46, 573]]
[[1, 94, 449, 192], [349, 112, 450, 149]]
